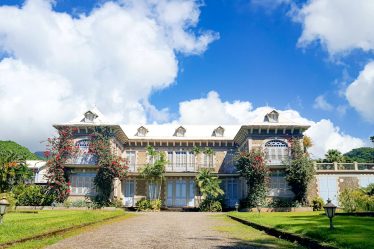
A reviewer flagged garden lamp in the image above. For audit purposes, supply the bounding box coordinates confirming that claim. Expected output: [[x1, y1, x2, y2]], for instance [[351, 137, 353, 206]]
[[0, 196, 10, 224], [323, 198, 337, 230], [235, 202, 239, 212]]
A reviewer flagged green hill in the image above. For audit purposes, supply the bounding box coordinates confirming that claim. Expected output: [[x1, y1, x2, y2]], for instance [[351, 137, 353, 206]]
[[0, 140, 41, 160]]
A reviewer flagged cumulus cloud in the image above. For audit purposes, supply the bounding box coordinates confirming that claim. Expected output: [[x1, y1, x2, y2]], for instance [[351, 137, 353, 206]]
[[346, 61, 374, 122], [0, 0, 218, 150], [294, 0, 374, 55], [177, 91, 365, 158], [313, 95, 333, 111]]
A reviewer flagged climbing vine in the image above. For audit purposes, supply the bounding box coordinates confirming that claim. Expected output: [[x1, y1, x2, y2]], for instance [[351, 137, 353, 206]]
[[90, 127, 128, 205], [236, 148, 269, 208], [45, 127, 78, 202]]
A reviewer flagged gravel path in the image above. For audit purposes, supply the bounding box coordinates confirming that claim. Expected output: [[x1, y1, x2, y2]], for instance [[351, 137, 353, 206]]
[[46, 212, 258, 249]]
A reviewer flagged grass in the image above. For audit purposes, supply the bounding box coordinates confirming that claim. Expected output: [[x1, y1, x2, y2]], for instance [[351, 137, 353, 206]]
[[0, 210, 130, 247], [228, 211, 374, 249], [211, 214, 304, 248]]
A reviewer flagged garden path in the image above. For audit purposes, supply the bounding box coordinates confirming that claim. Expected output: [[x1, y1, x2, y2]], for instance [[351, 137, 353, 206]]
[[46, 212, 287, 249]]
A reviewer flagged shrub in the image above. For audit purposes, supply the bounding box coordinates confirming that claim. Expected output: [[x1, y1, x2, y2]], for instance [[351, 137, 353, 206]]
[[339, 187, 374, 212], [63, 199, 72, 208], [13, 184, 55, 206], [70, 199, 87, 207], [0, 192, 16, 210], [199, 198, 222, 212], [137, 199, 151, 211], [311, 197, 324, 211], [267, 198, 296, 208], [151, 199, 162, 211]]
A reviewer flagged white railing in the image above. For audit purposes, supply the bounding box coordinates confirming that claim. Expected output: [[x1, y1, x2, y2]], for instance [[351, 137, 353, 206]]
[[315, 162, 374, 171]]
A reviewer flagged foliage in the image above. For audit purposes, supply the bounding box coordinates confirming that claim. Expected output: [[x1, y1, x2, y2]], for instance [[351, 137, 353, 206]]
[[139, 145, 166, 201], [136, 199, 161, 211], [0, 192, 16, 210], [0, 150, 32, 192], [0, 140, 40, 160], [324, 149, 345, 163], [302, 136, 313, 153], [191, 146, 202, 155], [370, 136, 374, 144], [195, 168, 224, 211], [199, 199, 222, 212], [203, 147, 214, 155], [70, 199, 87, 207], [267, 198, 298, 208], [229, 211, 374, 249], [236, 148, 268, 208], [90, 127, 128, 205], [339, 186, 374, 212], [285, 138, 315, 205], [12, 184, 55, 206], [45, 127, 78, 202], [311, 196, 325, 211], [344, 147, 374, 163]]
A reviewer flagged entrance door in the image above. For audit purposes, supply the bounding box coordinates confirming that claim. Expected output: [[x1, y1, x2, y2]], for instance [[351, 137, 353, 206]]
[[167, 179, 195, 207], [122, 180, 135, 207]]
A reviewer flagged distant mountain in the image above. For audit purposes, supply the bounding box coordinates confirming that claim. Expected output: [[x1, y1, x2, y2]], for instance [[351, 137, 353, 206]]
[[34, 151, 47, 160], [0, 140, 43, 160]]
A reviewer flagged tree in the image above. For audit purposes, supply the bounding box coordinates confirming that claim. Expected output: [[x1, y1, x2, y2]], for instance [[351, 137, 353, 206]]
[[285, 138, 315, 205], [303, 136, 313, 154], [0, 141, 40, 160], [236, 148, 268, 208], [139, 145, 166, 201], [370, 136, 374, 146], [325, 149, 345, 163], [91, 127, 128, 205], [0, 150, 32, 192], [344, 147, 374, 163], [195, 168, 224, 211], [45, 127, 78, 202]]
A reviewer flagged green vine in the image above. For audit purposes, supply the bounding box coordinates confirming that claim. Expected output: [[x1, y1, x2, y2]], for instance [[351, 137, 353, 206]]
[[90, 127, 128, 205]]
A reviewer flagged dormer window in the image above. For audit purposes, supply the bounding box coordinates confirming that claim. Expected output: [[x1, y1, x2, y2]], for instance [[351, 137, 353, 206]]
[[213, 126, 225, 137], [174, 126, 186, 137], [136, 126, 148, 137], [264, 110, 279, 123], [83, 111, 98, 123]]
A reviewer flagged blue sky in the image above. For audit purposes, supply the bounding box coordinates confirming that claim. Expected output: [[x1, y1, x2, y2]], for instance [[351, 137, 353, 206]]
[[0, 0, 373, 157]]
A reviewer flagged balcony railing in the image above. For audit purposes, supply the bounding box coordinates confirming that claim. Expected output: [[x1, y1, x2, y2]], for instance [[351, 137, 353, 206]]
[[127, 163, 216, 173], [315, 162, 374, 172]]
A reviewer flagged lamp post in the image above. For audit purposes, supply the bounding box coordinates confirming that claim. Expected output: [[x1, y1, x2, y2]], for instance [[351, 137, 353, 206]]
[[235, 202, 239, 212], [323, 198, 337, 230], [0, 196, 10, 224]]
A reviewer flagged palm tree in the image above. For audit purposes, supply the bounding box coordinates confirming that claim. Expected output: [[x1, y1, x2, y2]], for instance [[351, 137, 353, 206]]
[[139, 146, 167, 201], [195, 168, 224, 209], [325, 149, 345, 163], [370, 136, 374, 147], [303, 136, 313, 153]]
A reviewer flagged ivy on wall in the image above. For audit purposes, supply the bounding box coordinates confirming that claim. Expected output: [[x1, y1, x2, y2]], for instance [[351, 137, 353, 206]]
[[45, 127, 78, 202], [90, 127, 128, 205]]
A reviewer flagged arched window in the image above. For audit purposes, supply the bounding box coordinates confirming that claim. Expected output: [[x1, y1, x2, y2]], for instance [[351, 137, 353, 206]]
[[264, 140, 289, 164]]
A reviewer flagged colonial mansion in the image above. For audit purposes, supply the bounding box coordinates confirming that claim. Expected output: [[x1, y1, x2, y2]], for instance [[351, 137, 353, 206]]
[[48, 108, 373, 208]]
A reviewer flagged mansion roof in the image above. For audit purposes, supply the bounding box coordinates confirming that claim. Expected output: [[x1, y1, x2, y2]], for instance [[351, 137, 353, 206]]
[[53, 108, 310, 143]]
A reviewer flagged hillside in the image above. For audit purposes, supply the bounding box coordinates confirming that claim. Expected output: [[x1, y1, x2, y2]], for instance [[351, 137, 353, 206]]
[[0, 140, 42, 160]]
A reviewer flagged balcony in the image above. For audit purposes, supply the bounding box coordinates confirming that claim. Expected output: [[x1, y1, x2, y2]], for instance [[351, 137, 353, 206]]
[[315, 162, 374, 172], [127, 163, 217, 173]]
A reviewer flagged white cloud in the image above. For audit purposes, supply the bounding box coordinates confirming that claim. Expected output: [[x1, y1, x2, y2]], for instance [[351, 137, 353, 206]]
[[177, 91, 365, 158], [0, 0, 217, 150], [313, 95, 333, 111], [346, 61, 374, 122], [295, 0, 374, 55], [304, 119, 365, 158]]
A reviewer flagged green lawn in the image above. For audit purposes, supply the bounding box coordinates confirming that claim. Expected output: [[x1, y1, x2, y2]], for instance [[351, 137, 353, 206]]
[[212, 215, 304, 248], [0, 210, 126, 245], [229, 211, 374, 249]]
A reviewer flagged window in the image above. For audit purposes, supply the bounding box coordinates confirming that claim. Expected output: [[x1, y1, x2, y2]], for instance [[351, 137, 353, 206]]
[[175, 151, 187, 166], [269, 170, 291, 197], [264, 139, 288, 164], [83, 111, 98, 122], [148, 182, 159, 200], [221, 178, 239, 207], [174, 126, 186, 137], [70, 174, 96, 196], [203, 153, 214, 167], [264, 110, 279, 123], [213, 126, 225, 137], [136, 126, 148, 137], [126, 151, 136, 171]]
